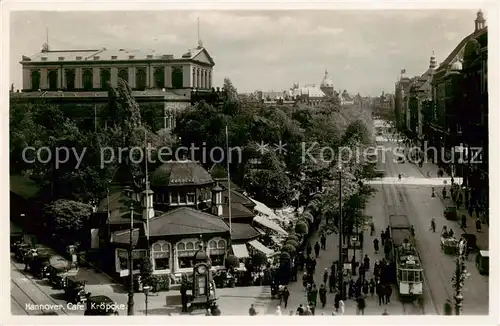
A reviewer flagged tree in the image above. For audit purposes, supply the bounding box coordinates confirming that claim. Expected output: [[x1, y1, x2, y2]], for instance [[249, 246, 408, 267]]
[[251, 251, 267, 267], [295, 221, 309, 235], [42, 199, 93, 247], [140, 257, 154, 287], [225, 254, 239, 269], [222, 77, 238, 103]]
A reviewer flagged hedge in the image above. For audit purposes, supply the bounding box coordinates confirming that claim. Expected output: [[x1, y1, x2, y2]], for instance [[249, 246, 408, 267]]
[[285, 239, 299, 249], [295, 221, 309, 235], [281, 244, 296, 255]]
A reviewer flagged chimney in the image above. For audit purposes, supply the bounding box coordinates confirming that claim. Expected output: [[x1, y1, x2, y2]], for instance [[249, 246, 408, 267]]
[[211, 183, 223, 217], [141, 188, 155, 220]]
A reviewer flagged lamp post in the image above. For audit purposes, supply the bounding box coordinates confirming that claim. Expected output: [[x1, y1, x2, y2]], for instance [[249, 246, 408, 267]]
[[143, 285, 152, 315], [452, 238, 469, 315], [337, 164, 344, 299], [127, 201, 135, 316]]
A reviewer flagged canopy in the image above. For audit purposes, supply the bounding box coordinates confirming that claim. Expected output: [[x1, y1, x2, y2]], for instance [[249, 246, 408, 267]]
[[248, 240, 275, 256], [251, 198, 280, 220], [253, 215, 288, 236], [231, 244, 250, 258]]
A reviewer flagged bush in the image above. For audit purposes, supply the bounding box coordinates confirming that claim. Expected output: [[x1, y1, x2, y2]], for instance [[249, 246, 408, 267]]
[[150, 274, 170, 292], [295, 221, 309, 235], [281, 244, 296, 255], [287, 234, 299, 243], [251, 251, 268, 267], [279, 251, 291, 264], [225, 254, 239, 269], [285, 239, 299, 249]]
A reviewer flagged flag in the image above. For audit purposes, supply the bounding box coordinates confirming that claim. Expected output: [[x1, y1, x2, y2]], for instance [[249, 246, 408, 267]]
[[401, 69, 406, 74]]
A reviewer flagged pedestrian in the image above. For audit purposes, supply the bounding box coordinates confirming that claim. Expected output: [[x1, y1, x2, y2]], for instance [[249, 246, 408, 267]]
[[205, 309, 212, 316], [448, 229, 454, 238], [359, 264, 365, 282], [398, 173, 402, 181], [334, 293, 340, 312], [381, 231, 385, 246], [373, 238, 380, 253], [356, 295, 366, 315], [302, 273, 309, 290], [339, 299, 345, 315], [329, 271, 336, 293], [370, 221, 375, 236], [275, 306, 282, 316], [348, 280, 354, 299], [282, 286, 290, 308], [363, 254, 370, 271], [369, 278, 375, 296], [320, 234, 326, 250], [307, 243, 312, 256], [311, 258, 317, 274], [309, 302, 316, 315], [248, 304, 257, 316], [461, 215, 467, 229], [476, 218, 482, 232], [351, 256, 357, 275], [323, 268, 328, 284], [314, 242, 320, 258], [430, 218, 436, 232], [362, 280, 369, 296], [296, 304, 305, 315], [304, 305, 313, 316], [385, 284, 392, 303], [376, 282, 384, 305], [319, 284, 327, 308]]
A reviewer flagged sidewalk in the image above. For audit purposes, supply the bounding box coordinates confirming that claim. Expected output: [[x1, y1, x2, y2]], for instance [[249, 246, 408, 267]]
[[411, 161, 489, 250]]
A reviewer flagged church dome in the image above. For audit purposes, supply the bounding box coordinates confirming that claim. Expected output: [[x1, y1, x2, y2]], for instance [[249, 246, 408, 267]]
[[320, 70, 334, 88], [151, 160, 214, 187]]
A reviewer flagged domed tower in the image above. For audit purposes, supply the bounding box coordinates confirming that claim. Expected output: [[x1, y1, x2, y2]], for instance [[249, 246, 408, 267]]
[[475, 10, 486, 32], [429, 51, 438, 70], [320, 69, 335, 97]]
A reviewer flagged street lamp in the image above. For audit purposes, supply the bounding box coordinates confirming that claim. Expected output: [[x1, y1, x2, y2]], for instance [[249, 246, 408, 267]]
[[337, 164, 344, 299], [452, 238, 469, 315], [143, 285, 152, 315]]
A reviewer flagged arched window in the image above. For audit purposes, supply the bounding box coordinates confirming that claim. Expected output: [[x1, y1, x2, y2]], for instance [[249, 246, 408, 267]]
[[176, 239, 202, 268], [208, 238, 226, 266], [65, 69, 75, 90], [48, 70, 58, 90], [172, 67, 183, 89], [31, 70, 40, 90], [100, 69, 111, 89], [82, 69, 93, 90], [152, 241, 170, 270], [118, 68, 129, 83], [136, 68, 147, 90], [154, 68, 165, 88]]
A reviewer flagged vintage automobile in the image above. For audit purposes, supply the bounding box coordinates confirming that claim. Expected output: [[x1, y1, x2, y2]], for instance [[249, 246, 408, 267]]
[[63, 276, 87, 303], [47, 265, 69, 289], [460, 233, 477, 252], [475, 250, 489, 275], [25, 255, 51, 279], [444, 206, 458, 220], [84, 295, 119, 315], [14, 243, 32, 261]]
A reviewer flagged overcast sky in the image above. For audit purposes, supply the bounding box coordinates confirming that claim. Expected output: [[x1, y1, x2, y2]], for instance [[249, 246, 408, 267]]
[[10, 10, 483, 95]]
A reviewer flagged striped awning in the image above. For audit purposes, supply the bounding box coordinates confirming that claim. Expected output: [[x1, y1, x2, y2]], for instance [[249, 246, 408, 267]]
[[248, 240, 275, 256], [231, 244, 250, 258]]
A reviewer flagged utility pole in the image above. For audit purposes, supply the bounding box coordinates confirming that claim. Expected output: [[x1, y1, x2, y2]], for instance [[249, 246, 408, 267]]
[[127, 201, 135, 315], [337, 166, 343, 299]]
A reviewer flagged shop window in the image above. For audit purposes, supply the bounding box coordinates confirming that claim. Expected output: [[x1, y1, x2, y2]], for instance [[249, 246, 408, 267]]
[[152, 242, 170, 270], [177, 240, 202, 269], [208, 238, 226, 266], [187, 193, 195, 204], [170, 192, 178, 204], [179, 192, 187, 204]]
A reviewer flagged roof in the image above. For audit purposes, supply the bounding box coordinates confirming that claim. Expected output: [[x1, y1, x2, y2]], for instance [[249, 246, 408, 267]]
[[222, 189, 255, 208], [151, 160, 214, 187], [320, 70, 334, 87], [388, 215, 410, 229], [230, 223, 261, 241], [392, 229, 412, 247], [10, 175, 40, 200], [96, 188, 142, 224], [149, 207, 229, 237], [290, 84, 325, 98], [112, 228, 141, 246], [248, 239, 275, 256], [253, 215, 288, 236], [223, 202, 255, 219]]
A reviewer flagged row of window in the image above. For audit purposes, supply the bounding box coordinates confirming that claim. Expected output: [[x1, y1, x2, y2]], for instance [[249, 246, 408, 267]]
[[29, 66, 212, 91], [154, 189, 212, 205], [119, 239, 227, 272]]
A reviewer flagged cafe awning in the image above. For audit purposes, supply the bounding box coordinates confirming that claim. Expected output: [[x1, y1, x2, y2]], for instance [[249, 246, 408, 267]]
[[248, 240, 275, 256], [231, 244, 250, 258], [253, 215, 288, 236]]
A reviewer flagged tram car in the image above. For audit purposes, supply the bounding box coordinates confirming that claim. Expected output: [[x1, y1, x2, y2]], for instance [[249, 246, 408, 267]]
[[388, 215, 423, 301]]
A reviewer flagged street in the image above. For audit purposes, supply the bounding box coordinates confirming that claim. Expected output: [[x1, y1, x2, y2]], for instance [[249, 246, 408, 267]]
[[373, 137, 489, 315]]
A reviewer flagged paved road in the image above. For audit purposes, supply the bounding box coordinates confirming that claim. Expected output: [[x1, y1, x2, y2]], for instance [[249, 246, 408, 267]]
[[376, 139, 489, 315]]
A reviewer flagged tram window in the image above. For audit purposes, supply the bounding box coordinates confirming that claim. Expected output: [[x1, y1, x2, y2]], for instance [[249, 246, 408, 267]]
[[407, 271, 415, 282], [401, 270, 407, 281]]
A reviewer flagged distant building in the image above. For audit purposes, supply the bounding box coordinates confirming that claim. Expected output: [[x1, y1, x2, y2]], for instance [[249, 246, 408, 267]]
[[12, 42, 216, 130], [340, 89, 354, 106]]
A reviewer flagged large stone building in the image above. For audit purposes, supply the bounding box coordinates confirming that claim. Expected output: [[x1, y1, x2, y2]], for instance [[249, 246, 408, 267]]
[[12, 42, 217, 130]]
